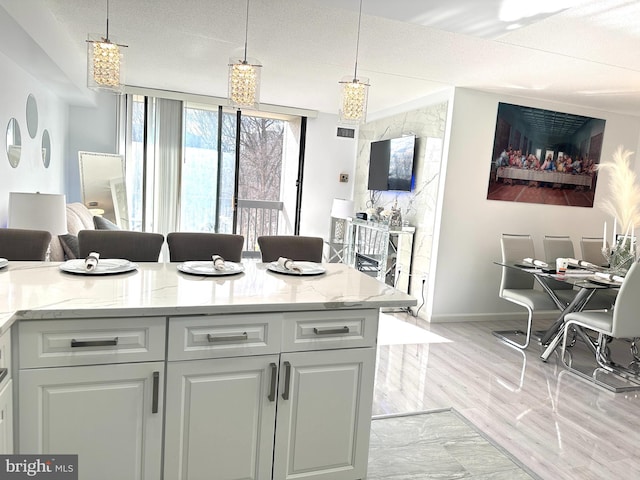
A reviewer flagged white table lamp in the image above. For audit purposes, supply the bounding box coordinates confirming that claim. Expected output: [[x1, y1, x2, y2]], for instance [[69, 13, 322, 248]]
[[8, 192, 67, 260]]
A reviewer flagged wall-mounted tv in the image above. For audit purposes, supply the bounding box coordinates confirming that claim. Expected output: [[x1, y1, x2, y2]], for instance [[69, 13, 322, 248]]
[[367, 135, 416, 191]]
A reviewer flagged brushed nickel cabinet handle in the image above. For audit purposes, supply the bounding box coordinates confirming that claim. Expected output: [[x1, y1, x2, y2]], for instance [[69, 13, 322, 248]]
[[207, 332, 248, 343], [313, 326, 349, 335], [268, 363, 278, 402], [282, 361, 291, 400], [152, 371, 159, 414], [71, 337, 118, 347]]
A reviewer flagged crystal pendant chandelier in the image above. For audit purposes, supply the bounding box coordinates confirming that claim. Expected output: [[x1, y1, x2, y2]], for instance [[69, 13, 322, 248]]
[[86, 0, 127, 93], [339, 0, 370, 125], [228, 0, 262, 108]]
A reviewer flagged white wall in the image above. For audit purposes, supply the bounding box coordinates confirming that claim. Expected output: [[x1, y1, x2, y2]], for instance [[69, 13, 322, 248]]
[[0, 50, 68, 226], [429, 87, 640, 322], [299, 112, 356, 238]]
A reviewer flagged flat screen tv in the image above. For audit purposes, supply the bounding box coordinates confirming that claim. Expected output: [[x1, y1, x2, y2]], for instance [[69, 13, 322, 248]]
[[367, 135, 416, 191]]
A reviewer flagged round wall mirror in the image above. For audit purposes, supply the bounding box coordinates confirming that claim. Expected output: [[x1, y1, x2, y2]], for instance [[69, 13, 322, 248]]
[[42, 129, 51, 168], [26, 93, 38, 139], [6, 118, 21, 168]]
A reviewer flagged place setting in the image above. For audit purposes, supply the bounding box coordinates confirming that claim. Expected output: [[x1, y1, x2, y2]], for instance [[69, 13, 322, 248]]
[[59, 252, 138, 275], [266, 256, 326, 276], [177, 254, 245, 277]]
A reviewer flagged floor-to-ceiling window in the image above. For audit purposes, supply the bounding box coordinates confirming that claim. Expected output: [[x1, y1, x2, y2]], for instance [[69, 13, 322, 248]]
[[121, 93, 304, 256]]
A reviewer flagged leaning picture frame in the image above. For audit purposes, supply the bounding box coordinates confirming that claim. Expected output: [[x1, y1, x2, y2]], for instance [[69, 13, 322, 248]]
[[487, 102, 606, 207]]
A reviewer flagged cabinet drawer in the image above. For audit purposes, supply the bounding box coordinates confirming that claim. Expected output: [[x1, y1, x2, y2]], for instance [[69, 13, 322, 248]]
[[281, 309, 378, 352], [168, 314, 282, 360], [19, 317, 166, 368]]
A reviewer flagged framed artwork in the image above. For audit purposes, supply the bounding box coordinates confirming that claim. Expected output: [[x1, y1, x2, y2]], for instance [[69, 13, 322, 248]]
[[487, 102, 606, 207]]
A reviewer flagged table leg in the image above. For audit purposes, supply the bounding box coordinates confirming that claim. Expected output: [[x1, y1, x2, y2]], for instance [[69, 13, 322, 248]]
[[539, 288, 595, 346]]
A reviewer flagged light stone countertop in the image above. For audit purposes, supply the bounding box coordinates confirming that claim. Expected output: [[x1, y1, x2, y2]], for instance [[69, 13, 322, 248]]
[[0, 261, 416, 332]]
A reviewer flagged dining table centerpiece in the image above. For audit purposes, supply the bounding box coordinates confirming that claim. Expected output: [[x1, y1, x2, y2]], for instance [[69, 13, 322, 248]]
[[598, 146, 640, 273]]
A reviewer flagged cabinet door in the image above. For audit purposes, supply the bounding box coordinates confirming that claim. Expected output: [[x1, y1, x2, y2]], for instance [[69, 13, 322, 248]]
[[19, 362, 163, 480], [0, 380, 13, 454], [273, 347, 376, 480], [164, 355, 279, 480]]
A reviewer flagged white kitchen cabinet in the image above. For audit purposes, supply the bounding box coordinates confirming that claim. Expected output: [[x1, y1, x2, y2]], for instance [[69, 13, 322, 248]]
[[164, 355, 279, 480], [0, 328, 12, 454], [17, 317, 165, 480], [273, 347, 376, 480], [0, 380, 13, 454], [19, 362, 163, 480], [165, 310, 378, 480]]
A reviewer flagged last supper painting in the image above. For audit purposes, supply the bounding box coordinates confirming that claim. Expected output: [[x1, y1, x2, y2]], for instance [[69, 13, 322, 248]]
[[487, 102, 606, 207]]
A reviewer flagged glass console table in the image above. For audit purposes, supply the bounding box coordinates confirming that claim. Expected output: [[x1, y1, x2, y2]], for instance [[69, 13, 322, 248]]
[[343, 218, 415, 293]]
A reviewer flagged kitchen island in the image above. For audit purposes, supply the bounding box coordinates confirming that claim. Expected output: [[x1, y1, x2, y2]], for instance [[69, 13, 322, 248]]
[[0, 261, 415, 480]]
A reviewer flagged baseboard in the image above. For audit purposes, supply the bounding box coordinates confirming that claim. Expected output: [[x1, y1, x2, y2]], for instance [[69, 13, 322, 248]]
[[425, 309, 559, 323]]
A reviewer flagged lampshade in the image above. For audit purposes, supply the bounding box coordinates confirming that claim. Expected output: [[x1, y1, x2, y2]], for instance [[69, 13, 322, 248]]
[[228, 57, 262, 108], [331, 198, 354, 219], [86, 0, 127, 93], [339, 77, 370, 124], [228, 0, 261, 108], [8, 192, 67, 236]]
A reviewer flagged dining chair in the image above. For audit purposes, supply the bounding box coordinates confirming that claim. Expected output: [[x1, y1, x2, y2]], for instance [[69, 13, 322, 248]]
[[257, 235, 323, 263], [580, 237, 608, 266], [543, 235, 616, 311], [167, 232, 244, 262], [78, 230, 165, 262], [494, 233, 559, 349], [0, 228, 52, 261], [561, 260, 640, 389]]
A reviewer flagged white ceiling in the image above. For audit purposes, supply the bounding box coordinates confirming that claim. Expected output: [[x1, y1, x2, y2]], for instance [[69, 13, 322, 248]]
[[3, 0, 640, 117]]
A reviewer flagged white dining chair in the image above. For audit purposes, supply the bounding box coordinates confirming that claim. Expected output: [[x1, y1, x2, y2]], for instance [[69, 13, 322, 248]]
[[580, 236, 608, 267], [494, 234, 559, 349], [561, 261, 640, 389]]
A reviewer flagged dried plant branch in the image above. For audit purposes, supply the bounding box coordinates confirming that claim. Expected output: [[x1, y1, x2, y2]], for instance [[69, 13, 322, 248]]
[[597, 146, 640, 235]]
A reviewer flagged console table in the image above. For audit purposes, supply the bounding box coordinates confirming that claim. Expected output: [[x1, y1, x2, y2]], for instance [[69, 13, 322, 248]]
[[344, 219, 415, 294]]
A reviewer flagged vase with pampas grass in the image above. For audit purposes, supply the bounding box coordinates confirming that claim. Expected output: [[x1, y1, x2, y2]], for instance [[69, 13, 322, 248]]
[[598, 146, 640, 272]]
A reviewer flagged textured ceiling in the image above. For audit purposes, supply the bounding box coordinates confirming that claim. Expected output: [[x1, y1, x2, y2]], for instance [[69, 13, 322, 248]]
[[3, 0, 640, 117]]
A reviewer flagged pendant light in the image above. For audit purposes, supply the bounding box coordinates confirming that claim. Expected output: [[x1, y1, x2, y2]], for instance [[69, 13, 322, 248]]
[[339, 0, 370, 125], [228, 0, 262, 108], [86, 0, 127, 93]]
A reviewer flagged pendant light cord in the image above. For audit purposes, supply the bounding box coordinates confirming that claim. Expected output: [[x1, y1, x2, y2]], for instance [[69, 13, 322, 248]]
[[243, 0, 250, 63], [105, 0, 110, 41], [353, 0, 363, 80]]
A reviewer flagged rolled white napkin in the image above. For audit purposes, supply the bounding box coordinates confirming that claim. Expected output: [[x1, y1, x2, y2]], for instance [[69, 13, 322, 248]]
[[594, 272, 625, 283], [84, 252, 100, 271], [277, 256, 302, 273], [523, 257, 548, 268], [567, 258, 596, 269], [212, 255, 225, 271]]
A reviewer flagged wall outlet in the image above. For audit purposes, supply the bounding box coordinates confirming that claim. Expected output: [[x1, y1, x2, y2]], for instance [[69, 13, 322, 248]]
[[339, 173, 349, 183]]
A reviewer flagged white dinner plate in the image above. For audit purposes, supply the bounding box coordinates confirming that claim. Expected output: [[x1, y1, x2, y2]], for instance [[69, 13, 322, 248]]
[[177, 261, 245, 276], [0, 258, 7, 269], [586, 275, 623, 287], [267, 261, 326, 276], [59, 258, 138, 275]]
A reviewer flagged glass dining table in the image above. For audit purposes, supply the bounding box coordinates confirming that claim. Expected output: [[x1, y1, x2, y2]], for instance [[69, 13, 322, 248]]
[[494, 261, 618, 360], [493, 261, 640, 391]]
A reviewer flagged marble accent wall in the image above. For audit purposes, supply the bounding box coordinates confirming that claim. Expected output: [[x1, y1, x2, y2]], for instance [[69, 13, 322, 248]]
[[354, 102, 448, 309]]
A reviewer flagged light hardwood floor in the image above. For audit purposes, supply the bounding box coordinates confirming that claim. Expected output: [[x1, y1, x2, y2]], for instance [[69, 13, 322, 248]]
[[372, 314, 640, 480]]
